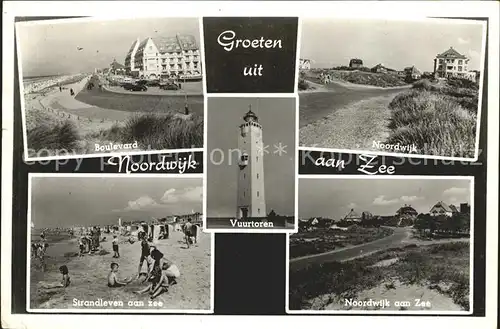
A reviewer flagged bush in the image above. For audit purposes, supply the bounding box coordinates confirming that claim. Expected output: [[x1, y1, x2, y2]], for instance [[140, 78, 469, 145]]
[[27, 121, 79, 152], [298, 79, 311, 91]]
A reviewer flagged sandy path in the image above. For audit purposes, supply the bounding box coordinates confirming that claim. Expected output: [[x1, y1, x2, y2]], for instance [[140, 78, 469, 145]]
[[31, 230, 212, 311], [299, 94, 398, 150]]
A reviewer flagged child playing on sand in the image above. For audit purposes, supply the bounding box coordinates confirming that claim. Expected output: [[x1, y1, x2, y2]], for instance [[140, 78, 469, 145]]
[[38, 265, 71, 289], [135, 259, 180, 299], [112, 235, 120, 258], [107, 263, 133, 288]]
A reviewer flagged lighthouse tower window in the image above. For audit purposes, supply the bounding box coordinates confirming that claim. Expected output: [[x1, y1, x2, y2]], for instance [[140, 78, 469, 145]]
[[257, 191, 260, 197]]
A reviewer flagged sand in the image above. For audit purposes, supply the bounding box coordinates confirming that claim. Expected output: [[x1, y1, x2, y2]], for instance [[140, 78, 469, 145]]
[[30, 230, 212, 311], [319, 279, 462, 311], [299, 94, 397, 150]]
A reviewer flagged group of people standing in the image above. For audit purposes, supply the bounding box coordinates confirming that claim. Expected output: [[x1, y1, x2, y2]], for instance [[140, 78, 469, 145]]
[[78, 226, 102, 256]]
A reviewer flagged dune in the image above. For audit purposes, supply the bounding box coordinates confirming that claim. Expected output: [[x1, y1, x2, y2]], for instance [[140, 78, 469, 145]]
[[30, 230, 212, 311]]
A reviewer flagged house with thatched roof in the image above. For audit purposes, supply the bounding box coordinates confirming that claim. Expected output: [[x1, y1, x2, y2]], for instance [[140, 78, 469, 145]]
[[371, 63, 388, 73], [404, 66, 422, 80], [395, 204, 418, 226], [344, 208, 362, 222], [430, 201, 459, 217]]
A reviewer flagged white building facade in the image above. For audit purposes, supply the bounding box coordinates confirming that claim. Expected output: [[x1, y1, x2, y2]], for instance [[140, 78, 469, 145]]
[[433, 47, 476, 81], [236, 107, 267, 219], [126, 34, 202, 80]]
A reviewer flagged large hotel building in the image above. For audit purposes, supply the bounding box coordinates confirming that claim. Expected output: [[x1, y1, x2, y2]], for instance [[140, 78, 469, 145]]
[[124, 34, 202, 80]]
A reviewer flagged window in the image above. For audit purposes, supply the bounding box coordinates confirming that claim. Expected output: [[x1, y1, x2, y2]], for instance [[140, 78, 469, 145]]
[[257, 191, 259, 197], [458, 60, 463, 65], [258, 208, 260, 214], [257, 173, 259, 179], [243, 173, 246, 179], [458, 66, 463, 72], [256, 156, 259, 162], [243, 191, 245, 197]]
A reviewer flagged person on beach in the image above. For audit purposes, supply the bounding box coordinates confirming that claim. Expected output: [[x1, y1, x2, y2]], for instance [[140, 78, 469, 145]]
[[137, 237, 151, 277], [112, 235, 120, 258], [78, 237, 85, 257], [136, 259, 180, 299], [107, 263, 133, 288], [39, 265, 71, 289], [183, 218, 197, 247]]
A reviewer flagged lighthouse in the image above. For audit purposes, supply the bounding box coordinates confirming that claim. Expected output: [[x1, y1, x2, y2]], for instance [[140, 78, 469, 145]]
[[236, 105, 266, 220]]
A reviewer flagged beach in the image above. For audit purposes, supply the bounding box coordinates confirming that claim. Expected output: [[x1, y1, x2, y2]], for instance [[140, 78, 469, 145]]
[[29, 229, 212, 311]]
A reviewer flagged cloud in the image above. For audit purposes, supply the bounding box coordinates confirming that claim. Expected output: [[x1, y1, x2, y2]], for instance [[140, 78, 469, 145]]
[[457, 37, 470, 45], [468, 49, 481, 60], [401, 195, 423, 202], [160, 186, 203, 204], [347, 202, 357, 209], [443, 187, 468, 196], [373, 195, 400, 206], [373, 195, 423, 206], [124, 195, 158, 211]]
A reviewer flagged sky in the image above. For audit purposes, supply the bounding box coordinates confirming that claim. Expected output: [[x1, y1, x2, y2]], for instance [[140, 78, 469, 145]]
[[299, 178, 471, 220], [30, 176, 202, 228], [206, 97, 296, 217], [16, 17, 200, 77], [300, 18, 485, 72]]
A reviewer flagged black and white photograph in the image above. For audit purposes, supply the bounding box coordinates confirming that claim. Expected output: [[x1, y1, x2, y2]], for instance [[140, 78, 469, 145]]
[[298, 18, 486, 160], [27, 173, 213, 313], [205, 97, 297, 232], [16, 17, 204, 161], [288, 176, 473, 314]]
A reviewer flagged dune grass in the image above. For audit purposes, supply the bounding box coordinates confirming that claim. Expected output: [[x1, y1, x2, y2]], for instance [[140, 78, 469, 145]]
[[387, 79, 478, 157], [89, 113, 204, 150], [289, 242, 469, 311], [27, 121, 80, 152], [27, 106, 204, 154]]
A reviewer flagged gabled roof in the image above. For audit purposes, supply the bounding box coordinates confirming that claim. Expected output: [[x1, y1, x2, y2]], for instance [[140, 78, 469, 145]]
[[126, 39, 140, 56], [344, 209, 361, 220], [437, 47, 467, 59], [110, 59, 125, 70], [397, 205, 418, 215], [136, 38, 151, 53], [431, 201, 454, 212], [404, 66, 422, 75]]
